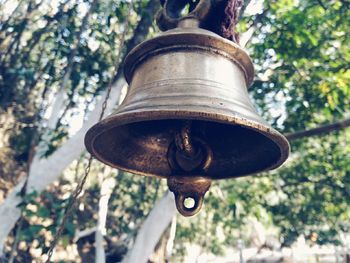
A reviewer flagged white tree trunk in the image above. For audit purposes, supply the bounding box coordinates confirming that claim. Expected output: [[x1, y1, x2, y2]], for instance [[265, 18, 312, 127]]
[[248, 218, 267, 248], [46, 88, 66, 129], [183, 244, 201, 263], [0, 78, 126, 256], [37, 0, 97, 155], [27, 78, 125, 192], [95, 170, 116, 263], [0, 180, 25, 255], [122, 191, 176, 263], [165, 215, 177, 261]]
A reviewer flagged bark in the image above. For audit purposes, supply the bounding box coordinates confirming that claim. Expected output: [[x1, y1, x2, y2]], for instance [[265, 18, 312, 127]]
[[74, 227, 97, 242], [30, 0, 96, 163], [27, 77, 125, 192], [239, 0, 253, 18], [183, 244, 201, 263], [148, 214, 176, 262], [240, 9, 267, 47], [122, 192, 176, 263], [2, 0, 349, 258]]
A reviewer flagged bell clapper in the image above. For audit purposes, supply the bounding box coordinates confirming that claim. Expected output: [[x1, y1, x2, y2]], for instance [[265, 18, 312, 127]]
[[169, 121, 213, 172], [167, 121, 213, 217], [175, 121, 195, 157]]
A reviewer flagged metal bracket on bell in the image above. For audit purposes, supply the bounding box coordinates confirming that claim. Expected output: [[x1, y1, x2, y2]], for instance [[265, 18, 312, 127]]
[[167, 121, 213, 217], [167, 176, 212, 217], [157, 0, 212, 31]]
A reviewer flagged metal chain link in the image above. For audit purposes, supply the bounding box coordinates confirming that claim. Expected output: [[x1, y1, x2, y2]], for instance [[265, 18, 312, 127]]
[[45, 1, 134, 261]]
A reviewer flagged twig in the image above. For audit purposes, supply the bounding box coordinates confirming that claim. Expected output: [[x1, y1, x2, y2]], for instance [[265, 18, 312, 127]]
[[286, 117, 350, 141]]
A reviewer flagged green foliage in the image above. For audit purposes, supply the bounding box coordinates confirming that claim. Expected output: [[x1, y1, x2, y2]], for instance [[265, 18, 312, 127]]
[[107, 172, 165, 240], [267, 130, 350, 245], [174, 0, 350, 255], [16, 189, 77, 252], [249, 0, 350, 131], [1, 0, 350, 261]]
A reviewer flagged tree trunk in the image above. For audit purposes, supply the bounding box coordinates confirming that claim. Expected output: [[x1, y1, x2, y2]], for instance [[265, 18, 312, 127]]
[[95, 170, 116, 263], [0, 78, 125, 256], [183, 244, 201, 263], [165, 216, 177, 262], [0, 180, 25, 255], [286, 117, 350, 141], [122, 192, 176, 263]]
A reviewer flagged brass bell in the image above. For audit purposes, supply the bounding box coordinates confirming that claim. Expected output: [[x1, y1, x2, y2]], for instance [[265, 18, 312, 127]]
[[85, 12, 290, 216]]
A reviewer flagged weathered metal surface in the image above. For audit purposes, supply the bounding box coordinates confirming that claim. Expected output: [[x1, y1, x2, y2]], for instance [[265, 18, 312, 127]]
[[85, 20, 290, 216]]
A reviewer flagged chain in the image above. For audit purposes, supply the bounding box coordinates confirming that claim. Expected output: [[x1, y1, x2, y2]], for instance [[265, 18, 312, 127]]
[[45, 2, 134, 261]]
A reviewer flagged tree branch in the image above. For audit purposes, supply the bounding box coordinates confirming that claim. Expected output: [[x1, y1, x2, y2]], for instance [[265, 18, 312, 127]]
[[286, 117, 350, 141], [95, 171, 116, 263], [316, 0, 327, 10], [122, 192, 176, 263]]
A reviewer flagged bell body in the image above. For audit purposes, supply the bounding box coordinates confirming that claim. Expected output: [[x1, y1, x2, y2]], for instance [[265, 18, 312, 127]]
[[85, 25, 290, 182]]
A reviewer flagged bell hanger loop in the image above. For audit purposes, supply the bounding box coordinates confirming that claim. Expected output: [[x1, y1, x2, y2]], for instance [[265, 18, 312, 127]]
[[167, 176, 212, 217], [157, 0, 212, 31], [167, 121, 213, 217]]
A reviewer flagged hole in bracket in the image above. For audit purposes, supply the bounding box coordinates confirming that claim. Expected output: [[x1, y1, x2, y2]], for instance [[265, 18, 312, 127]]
[[184, 197, 196, 209]]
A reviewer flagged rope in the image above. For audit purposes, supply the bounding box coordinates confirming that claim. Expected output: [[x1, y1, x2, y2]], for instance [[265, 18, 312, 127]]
[[221, 0, 243, 41], [204, 0, 244, 42], [158, 0, 244, 42], [44, 1, 134, 261]]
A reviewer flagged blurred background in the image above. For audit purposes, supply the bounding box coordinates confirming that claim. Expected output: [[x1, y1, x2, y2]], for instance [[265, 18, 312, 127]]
[[0, 0, 349, 262]]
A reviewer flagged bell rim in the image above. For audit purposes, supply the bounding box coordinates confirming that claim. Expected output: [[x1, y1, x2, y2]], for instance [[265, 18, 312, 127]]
[[85, 110, 290, 179], [123, 27, 255, 87]]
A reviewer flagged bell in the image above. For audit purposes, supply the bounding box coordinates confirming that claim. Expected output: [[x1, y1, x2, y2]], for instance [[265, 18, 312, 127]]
[[85, 17, 290, 216]]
